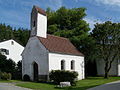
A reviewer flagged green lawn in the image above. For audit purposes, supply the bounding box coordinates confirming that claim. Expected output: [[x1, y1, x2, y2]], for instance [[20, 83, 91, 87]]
[[15, 77, 120, 90], [0, 80, 21, 83], [1, 77, 120, 90]]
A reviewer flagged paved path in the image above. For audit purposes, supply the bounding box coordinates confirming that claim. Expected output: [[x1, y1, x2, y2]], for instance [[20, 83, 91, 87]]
[[88, 80, 120, 90], [0, 83, 32, 90]]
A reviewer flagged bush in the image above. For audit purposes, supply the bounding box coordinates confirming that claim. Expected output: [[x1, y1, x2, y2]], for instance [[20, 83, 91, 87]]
[[49, 70, 78, 85], [23, 74, 30, 81], [1, 72, 12, 80]]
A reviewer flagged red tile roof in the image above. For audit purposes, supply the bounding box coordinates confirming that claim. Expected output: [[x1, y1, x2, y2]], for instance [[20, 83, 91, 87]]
[[34, 6, 46, 16], [37, 34, 84, 56]]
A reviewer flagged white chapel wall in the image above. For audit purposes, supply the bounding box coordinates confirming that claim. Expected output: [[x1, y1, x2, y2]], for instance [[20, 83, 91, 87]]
[[48, 52, 85, 80], [22, 37, 49, 81]]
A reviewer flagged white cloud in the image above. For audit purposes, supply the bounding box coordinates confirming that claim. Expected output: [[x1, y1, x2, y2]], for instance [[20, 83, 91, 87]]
[[94, 0, 120, 7], [74, 0, 120, 7], [84, 16, 103, 30], [20, 0, 63, 10]]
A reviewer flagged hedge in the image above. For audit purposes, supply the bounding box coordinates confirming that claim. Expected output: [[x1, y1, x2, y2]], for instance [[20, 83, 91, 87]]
[[49, 70, 78, 85]]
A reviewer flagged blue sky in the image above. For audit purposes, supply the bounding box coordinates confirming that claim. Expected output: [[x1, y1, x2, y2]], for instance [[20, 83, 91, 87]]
[[0, 0, 120, 30]]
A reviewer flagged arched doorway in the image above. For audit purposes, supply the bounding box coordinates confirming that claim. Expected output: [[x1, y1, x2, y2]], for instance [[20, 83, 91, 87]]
[[33, 62, 38, 81]]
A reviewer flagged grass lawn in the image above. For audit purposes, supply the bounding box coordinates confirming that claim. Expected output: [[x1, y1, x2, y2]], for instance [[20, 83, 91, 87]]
[[15, 77, 120, 90], [1, 77, 120, 90], [0, 79, 21, 83]]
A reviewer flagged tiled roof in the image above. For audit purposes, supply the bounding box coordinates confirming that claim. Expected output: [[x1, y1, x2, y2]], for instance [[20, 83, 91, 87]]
[[37, 34, 84, 56], [34, 5, 46, 16]]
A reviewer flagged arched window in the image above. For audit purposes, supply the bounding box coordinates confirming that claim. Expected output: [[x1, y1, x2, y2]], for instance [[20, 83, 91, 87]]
[[11, 41, 14, 45], [33, 21, 35, 27], [71, 60, 75, 70], [61, 60, 65, 70]]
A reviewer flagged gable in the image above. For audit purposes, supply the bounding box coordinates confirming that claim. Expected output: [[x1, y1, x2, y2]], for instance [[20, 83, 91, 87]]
[[37, 34, 84, 56], [22, 37, 48, 56], [0, 39, 24, 49]]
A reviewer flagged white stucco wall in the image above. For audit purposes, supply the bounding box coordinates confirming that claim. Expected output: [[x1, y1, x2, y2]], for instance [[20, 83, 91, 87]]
[[0, 39, 24, 63], [30, 8, 37, 37], [118, 60, 120, 76], [30, 8, 47, 38], [96, 59, 118, 76], [37, 13, 47, 38], [22, 37, 49, 81], [48, 52, 85, 80]]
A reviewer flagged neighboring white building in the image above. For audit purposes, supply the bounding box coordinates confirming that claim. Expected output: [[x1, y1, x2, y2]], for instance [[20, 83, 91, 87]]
[[22, 6, 85, 81], [0, 39, 24, 63], [96, 59, 120, 76]]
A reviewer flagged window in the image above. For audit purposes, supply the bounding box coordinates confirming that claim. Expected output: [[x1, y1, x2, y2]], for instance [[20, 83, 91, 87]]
[[71, 60, 75, 70], [0, 48, 9, 55], [33, 21, 35, 27], [11, 41, 14, 45], [61, 60, 65, 70]]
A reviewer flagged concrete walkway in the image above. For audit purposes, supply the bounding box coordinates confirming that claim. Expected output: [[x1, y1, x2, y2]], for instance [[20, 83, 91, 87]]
[[88, 80, 120, 90], [0, 83, 32, 90]]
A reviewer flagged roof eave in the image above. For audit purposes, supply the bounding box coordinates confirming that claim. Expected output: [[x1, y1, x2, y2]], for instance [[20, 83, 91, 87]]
[[49, 51, 84, 57]]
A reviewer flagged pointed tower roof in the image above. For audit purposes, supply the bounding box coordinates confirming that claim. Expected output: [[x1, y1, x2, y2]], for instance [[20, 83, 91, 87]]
[[34, 5, 46, 16]]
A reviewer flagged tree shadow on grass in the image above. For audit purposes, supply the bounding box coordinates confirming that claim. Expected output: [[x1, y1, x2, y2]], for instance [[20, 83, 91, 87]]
[[36, 80, 99, 90], [55, 85, 98, 90], [86, 77, 104, 80]]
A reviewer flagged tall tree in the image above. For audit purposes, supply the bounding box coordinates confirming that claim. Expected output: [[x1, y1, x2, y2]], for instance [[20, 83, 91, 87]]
[[0, 24, 30, 46], [0, 54, 16, 73], [91, 21, 120, 78], [46, 7, 95, 76], [47, 6, 91, 51]]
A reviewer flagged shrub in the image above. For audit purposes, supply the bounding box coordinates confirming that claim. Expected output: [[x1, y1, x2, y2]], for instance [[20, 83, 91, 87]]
[[1, 72, 12, 80], [23, 74, 30, 81], [49, 70, 78, 85]]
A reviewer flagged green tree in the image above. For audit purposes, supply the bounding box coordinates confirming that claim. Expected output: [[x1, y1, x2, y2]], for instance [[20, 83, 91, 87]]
[[0, 54, 7, 72], [0, 24, 14, 41], [47, 6, 91, 51], [91, 21, 120, 78], [0, 54, 16, 74], [46, 7, 95, 76], [0, 24, 30, 46], [13, 60, 22, 80]]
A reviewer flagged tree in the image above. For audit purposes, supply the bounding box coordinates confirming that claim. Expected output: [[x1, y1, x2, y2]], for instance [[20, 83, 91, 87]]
[[47, 7, 95, 76], [47, 6, 92, 52], [13, 60, 22, 80], [91, 21, 120, 78], [0, 54, 16, 74], [0, 24, 30, 46], [46, 7, 97, 77], [0, 54, 7, 72]]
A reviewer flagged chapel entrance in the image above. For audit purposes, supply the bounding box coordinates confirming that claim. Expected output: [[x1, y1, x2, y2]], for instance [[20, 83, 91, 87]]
[[33, 62, 38, 81]]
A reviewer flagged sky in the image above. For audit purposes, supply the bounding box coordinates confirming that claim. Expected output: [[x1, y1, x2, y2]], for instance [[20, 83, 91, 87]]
[[0, 0, 120, 30]]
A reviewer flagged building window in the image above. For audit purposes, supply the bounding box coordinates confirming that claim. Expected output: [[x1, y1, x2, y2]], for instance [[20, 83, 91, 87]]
[[61, 60, 65, 70], [11, 41, 14, 45], [0, 48, 9, 55], [71, 60, 75, 70], [33, 21, 35, 27]]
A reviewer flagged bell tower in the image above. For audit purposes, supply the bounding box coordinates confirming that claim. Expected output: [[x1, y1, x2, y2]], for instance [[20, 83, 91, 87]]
[[30, 6, 47, 38]]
